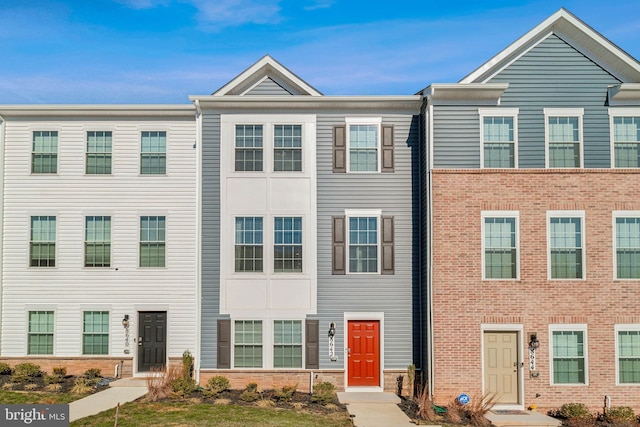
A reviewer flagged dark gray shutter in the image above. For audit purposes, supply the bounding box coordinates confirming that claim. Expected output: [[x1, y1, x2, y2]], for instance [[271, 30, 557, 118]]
[[305, 320, 319, 369], [217, 319, 231, 369], [381, 124, 394, 173], [381, 216, 394, 275], [332, 216, 346, 275], [333, 125, 346, 173]]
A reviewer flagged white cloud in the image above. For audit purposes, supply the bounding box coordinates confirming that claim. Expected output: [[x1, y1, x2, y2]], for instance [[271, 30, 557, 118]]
[[304, 0, 334, 11], [112, 0, 170, 9], [185, 0, 282, 29]]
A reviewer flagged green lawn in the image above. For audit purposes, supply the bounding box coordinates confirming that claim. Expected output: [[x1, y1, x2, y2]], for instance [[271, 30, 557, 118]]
[[71, 401, 353, 427], [0, 389, 85, 404]]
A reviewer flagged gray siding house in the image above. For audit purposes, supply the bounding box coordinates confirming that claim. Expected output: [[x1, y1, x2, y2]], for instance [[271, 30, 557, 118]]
[[191, 56, 423, 391]]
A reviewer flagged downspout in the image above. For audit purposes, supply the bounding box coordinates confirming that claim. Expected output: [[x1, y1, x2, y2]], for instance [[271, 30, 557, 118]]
[[427, 103, 435, 398], [193, 100, 203, 384], [0, 115, 5, 357]]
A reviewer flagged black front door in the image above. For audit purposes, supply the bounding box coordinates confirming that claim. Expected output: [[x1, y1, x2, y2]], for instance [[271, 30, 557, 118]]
[[138, 311, 167, 372]]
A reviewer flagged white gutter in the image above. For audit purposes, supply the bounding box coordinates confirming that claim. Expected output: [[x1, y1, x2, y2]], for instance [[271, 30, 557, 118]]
[[427, 103, 435, 398], [0, 115, 5, 356], [193, 100, 203, 384]]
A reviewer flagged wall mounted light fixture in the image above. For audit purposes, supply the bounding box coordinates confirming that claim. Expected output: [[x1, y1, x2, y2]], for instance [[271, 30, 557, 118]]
[[122, 314, 129, 329], [528, 334, 540, 351]]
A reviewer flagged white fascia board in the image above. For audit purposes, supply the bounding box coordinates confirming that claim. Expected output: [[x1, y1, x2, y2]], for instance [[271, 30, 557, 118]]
[[609, 84, 640, 106], [427, 83, 509, 104], [189, 95, 422, 111], [212, 54, 323, 97], [0, 104, 195, 117], [460, 8, 640, 84]]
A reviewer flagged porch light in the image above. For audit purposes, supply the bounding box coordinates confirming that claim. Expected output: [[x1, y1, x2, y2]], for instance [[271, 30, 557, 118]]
[[528, 334, 540, 351], [122, 314, 129, 328], [328, 322, 336, 338]]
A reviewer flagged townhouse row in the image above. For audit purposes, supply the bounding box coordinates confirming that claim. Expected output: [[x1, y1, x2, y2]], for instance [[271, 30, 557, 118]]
[[1, 8, 639, 412]]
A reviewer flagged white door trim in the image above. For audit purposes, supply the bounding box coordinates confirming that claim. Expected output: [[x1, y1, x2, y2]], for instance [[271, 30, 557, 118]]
[[343, 312, 384, 392]]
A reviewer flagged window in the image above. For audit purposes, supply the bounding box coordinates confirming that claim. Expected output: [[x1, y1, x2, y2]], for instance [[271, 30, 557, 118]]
[[235, 217, 263, 272], [348, 122, 379, 172], [140, 131, 166, 174], [83, 311, 109, 355], [235, 125, 263, 171], [140, 216, 165, 267], [30, 216, 56, 267], [274, 320, 302, 368], [617, 326, 640, 384], [32, 131, 58, 174], [548, 212, 584, 279], [234, 320, 262, 368], [348, 216, 378, 273], [274, 125, 302, 171], [614, 216, 640, 279], [550, 325, 587, 385], [482, 213, 518, 279], [86, 131, 112, 174], [479, 109, 518, 168], [85, 216, 111, 267], [274, 217, 302, 272], [611, 115, 640, 167], [545, 108, 583, 168], [28, 311, 54, 355]]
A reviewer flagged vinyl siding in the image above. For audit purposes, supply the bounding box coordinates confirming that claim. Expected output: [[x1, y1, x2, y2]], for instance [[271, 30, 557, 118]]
[[316, 113, 419, 369], [1, 116, 198, 358], [200, 112, 222, 368], [432, 34, 621, 169], [245, 78, 293, 96]]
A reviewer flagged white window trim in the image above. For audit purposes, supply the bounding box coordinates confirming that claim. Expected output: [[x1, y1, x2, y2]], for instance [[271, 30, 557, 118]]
[[479, 108, 519, 169], [81, 310, 111, 356], [345, 117, 382, 173], [481, 211, 520, 280], [615, 324, 640, 386], [272, 319, 305, 370], [139, 129, 169, 176], [344, 312, 385, 392], [273, 123, 305, 174], [549, 323, 589, 386], [546, 210, 586, 280], [543, 108, 584, 169], [608, 108, 640, 168], [25, 307, 56, 356], [28, 214, 58, 269], [345, 209, 382, 274], [613, 211, 640, 280], [30, 129, 60, 175], [138, 214, 168, 269]]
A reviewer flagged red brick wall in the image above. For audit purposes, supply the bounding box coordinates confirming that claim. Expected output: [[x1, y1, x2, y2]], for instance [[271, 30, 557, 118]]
[[431, 169, 640, 412], [200, 369, 408, 394], [0, 357, 134, 377]]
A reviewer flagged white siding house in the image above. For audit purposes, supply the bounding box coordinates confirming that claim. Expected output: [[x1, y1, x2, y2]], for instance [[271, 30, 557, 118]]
[[0, 106, 199, 376]]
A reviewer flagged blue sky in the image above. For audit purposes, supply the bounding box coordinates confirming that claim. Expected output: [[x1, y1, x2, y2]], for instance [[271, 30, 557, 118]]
[[1, 0, 639, 103]]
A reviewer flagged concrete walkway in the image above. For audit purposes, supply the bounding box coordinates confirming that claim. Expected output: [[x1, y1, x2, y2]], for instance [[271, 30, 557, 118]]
[[486, 410, 562, 427], [337, 392, 416, 427], [69, 378, 148, 422]]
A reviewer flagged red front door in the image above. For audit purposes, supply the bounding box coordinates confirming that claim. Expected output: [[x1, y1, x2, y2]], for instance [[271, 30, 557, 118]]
[[347, 320, 380, 387]]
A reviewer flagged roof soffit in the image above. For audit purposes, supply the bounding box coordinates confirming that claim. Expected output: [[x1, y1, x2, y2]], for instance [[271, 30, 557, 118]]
[[212, 55, 323, 97], [460, 8, 640, 84]]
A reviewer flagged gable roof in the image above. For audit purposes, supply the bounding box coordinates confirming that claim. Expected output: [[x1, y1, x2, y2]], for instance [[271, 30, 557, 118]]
[[460, 8, 640, 84], [212, 54, 322, 96]]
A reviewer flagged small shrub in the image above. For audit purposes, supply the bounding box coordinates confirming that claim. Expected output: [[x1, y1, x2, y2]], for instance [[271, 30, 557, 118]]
[[11, 363, 42, 383], [44, 383, 62, 393], [146, 365, 181, 402], [605, 406, 636, 425], [71, 377, 93, 394], [240, 382, 259, 402], [24, 383, 39, 391], [0, 362, 12, 375], [44, 373, 63, 385], [52, 366, 67, 377], [83, 368, 101, 379], [257, 399, 275, 408], [444, 398, 464, 425], [273, 384, 297, 401], [407, 364, 416, 398], [182, 350, 194, 379], [170, 376, 197, 397], [549, 403, 592, 420], [311, 381, 335, 405], [203, 376, 230, 398], [465, 392, 499, 427], [415, 383, 437, 421]]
